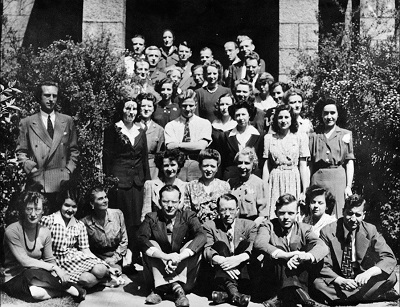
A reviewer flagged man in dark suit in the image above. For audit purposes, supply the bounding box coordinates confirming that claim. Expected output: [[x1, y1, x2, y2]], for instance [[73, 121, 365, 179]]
[[166, 41, 195, 91], [16, 80, 79, 212], [254, 194, 329, 307], [138, 185, 207, 307], [203, 193, 256, 307], [313, 194, 399, 305]]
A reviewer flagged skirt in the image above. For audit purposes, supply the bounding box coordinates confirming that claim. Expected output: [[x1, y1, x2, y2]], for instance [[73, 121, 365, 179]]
[[311, 167, 346, 218]]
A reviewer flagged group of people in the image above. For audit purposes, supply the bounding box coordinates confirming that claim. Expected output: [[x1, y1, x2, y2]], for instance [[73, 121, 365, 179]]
[[1, 30, 398, 307]]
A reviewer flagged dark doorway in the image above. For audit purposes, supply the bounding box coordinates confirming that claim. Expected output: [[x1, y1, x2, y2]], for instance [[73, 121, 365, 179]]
[[23, 0, 83, 48], [126, 0, 279, 79]]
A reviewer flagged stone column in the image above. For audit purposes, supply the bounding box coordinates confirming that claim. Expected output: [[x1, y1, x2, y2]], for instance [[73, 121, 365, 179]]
[[82, 0, 126, 50], [1, 0, 35, 47], [278, 0, 319, 82], [360, 0, 397, 44]]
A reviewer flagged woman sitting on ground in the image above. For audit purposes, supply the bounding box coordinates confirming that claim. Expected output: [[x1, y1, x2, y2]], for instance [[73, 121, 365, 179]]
[[41, 185, 120, 288], [302, 185, 337, 236], [2, 191, 86, 302]]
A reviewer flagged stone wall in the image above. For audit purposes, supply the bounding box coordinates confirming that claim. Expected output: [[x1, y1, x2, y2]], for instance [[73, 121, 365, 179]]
[[278, 0, 319, 82], [82, 0, 126, 50]]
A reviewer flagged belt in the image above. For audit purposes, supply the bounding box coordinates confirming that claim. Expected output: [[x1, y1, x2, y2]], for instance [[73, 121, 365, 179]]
[[276, 164, 297, 170]]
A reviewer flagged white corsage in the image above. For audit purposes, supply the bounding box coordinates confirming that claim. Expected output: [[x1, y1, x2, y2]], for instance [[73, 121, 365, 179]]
[[342, 134, 351, 143]]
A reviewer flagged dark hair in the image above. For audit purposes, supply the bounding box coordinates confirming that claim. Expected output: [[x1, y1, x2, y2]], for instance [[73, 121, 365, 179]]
[[191, 64, 203, 74], [178, 89, 197, 105], [17, 191, 46, 221], [269, 81, 289, 96], [255, 72, 274, 91], [228, 98, 257, 122], [162, 29, 175, 40], [115, 88, 140, 122], [198, 148, 221, 167], [56, 180, 78, 209], [275, 193, 298, 210], [154, 149, 186, 173], [35, 80, 59, 102], [214, 93, 235, 119], [178, 41, 192, 50], [159, 184, 182, 200], [245, 51, 260, 64], [344, 194, 368, 211], [305, 185, 336, 215], [314, 96, 347, 128], [136, 92, 157, 117], [272, 104, 298, 133], [154, 77, 178, 102], [203, 59, 223, 84], [234, 147, 258, 170], [283, 88, 304, 105], [217, 193, 239, 209]]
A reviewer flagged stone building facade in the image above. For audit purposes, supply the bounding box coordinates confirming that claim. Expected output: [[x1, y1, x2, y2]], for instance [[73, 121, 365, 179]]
[[2, 0, 398, 81]]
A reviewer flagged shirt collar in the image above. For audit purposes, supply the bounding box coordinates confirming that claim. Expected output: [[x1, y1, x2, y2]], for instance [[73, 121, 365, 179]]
[[228, 125, 260, 137], [40, 109, 55, 118], [54, 210, 77, 227]]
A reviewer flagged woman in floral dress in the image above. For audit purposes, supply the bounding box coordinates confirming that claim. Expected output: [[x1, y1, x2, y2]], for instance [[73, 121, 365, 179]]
[[183, 149, 230, 223], [263, 104, 310, 219]]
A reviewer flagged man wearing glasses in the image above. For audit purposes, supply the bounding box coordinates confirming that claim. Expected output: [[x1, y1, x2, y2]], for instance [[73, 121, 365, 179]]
[[203, 193, 257, 307], [137, 185, 206, 307]]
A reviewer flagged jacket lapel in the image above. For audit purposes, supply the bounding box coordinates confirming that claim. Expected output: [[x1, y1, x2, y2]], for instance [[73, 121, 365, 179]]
[[48, 112, 67, 159], [355, 223, 370, 263], [332, 219, 345, 266], [227, 134, 240, 153], [30, 113, 52, 148]]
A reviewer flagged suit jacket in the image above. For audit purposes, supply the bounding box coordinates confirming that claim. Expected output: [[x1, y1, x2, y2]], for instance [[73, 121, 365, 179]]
[[254, 219, 328, 263], [16, 112, 79, 193], [103, 124, 150, 188], [145, 121, 165, 157], [203, 218, 257, 262], [221, 130, 264, 170], [318, 218, 397, 285], [172, 62, 195, 91], [148, 68, 167, 87], [138, 210, 206, 255]]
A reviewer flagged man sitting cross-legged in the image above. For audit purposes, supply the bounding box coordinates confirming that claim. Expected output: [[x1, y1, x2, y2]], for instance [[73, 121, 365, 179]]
[[313, 194, 399, 305], [254, 193, 329, 307], [203, 193, 256, 307], [137, 184, 207, 307]]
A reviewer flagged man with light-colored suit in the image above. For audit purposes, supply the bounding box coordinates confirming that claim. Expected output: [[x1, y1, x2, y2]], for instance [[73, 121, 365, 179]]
[[16, 81, 79, 212], [313, 194, 399, 305], [254, 193, 329, 307], [203, 193, 256, 307]]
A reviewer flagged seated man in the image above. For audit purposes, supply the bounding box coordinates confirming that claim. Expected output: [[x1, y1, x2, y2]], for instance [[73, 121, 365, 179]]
[[313, 194, 399, 305], [203, 193, 257, 307], [254, 194, 329, 307], [138, 185, 207, 307]]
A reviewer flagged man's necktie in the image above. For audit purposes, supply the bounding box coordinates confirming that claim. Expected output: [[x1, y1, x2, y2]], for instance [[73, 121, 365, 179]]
[[182, 118, 191, 142], [226, 226, 234, 253], [166, 220, 173, 243], [47, 115, 54, 139], [341, 232, 354, 279]]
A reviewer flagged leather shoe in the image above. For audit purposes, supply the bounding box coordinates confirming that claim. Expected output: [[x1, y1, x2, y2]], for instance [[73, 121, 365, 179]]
[[145, 291, 162, 304], [69, 283, 86, 303], [212, 291, 229, 304], [174, 289, 189, 307], [378, 288, 400, 301], [262, 295, 281, 307], [232, 293, 251, 307]]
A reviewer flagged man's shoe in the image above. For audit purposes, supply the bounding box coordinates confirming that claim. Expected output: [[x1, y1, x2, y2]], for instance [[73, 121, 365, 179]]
[[231, 293, 251, 307], [262, 295, 281, 307], [378, 288, 400, 301], [145, 291, 162, 304], [174, 288, 189, 307], [295, 287, 329, 306], [212, 291, 229, 304]]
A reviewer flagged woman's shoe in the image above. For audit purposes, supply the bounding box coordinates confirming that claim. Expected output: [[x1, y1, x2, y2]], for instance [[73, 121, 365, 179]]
[[67, 283, 86, 303]]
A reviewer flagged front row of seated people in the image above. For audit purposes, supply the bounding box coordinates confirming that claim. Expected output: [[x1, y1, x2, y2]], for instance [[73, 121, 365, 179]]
[[2, 184, 398, 306]]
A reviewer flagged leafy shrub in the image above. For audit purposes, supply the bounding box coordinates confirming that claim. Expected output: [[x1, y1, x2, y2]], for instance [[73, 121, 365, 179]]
[[0, 35, 125, 225], [290, 27, 400, 258]]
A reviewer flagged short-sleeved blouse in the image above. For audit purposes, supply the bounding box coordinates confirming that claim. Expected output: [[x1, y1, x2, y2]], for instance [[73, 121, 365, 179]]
[[309, 127, 355, 168], [183, 178, 230, 223], [263, 132, 310, 166]]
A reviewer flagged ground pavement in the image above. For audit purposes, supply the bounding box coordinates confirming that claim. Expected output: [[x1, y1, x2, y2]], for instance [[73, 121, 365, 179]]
[[78, 265, 400, 307]]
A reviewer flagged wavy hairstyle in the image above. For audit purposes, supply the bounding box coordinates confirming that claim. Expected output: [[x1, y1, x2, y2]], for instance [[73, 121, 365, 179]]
[[271, 104, 298, 133]]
